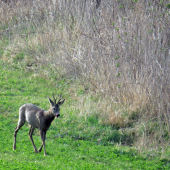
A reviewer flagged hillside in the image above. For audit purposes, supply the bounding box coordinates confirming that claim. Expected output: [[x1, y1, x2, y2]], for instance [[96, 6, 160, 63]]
[[1, 61, 170, 169], [0, 0, 170, 167]]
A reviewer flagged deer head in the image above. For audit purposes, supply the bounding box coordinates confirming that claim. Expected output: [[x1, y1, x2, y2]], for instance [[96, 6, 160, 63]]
[[48, 93, 65, 117]]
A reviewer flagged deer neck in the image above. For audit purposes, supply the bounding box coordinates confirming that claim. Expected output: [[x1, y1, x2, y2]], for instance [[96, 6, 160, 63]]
[[45, 109, 55, 118], [41, 110, 55, 130]]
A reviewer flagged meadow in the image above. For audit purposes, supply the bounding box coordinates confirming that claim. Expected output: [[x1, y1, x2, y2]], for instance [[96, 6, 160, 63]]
[[0, 0, 170, 169], [0, 61, 170, 169]]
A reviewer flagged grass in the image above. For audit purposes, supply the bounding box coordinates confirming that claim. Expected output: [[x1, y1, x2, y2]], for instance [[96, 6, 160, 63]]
[[0, 1, 170, 169], [0, 0, 170, 151], [0, 61, 170, 169]]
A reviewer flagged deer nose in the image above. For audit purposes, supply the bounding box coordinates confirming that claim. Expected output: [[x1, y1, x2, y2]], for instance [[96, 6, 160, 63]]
[[56, 113, 60, 117]]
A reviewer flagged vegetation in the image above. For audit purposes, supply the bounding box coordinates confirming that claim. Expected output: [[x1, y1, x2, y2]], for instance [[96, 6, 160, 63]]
[[0, 0, 170, 168], [1, 61, 170, 169]]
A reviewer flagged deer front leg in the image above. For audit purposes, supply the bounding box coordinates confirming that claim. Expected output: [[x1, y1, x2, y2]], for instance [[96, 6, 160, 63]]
[[39, 130, 47, 156], [38, 130, 46, 153], [38, 131, 44, 153], [29, 126, 38, 153]]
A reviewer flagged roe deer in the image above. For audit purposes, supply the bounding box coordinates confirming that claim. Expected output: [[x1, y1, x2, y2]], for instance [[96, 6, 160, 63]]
[[13, 94, 65, 156]]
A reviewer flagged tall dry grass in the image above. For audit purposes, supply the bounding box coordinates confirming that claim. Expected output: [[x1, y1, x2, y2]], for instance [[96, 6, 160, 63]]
[[0, 0, 170, 147]]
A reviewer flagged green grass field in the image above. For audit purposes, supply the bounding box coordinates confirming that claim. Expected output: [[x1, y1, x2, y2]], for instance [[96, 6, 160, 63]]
[[0, 61, 170, 169]]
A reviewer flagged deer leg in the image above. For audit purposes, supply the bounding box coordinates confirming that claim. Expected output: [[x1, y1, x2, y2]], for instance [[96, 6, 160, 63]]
[[38, 143, 43, 153], [28, 126, 38, 153], [13, 121, 25, 150], [38, 131, 46, 153], [39, 130, 47, 156]]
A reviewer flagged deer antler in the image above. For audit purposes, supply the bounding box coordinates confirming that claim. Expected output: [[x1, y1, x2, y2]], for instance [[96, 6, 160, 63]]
[[56, 94, 63, 104], [58, 94, 62, 102], [53, 93, 56, 104]]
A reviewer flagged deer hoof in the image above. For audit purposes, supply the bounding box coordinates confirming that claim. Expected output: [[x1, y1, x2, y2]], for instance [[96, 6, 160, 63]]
[[38, 149, 42, 153]]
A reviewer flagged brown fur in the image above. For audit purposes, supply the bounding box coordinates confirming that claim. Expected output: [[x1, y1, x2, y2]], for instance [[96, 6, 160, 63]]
[[13, 96, 65, 156]]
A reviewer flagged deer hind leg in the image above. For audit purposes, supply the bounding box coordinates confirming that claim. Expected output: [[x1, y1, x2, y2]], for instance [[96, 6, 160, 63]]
[[13, 119, 25, 150], [38, 144, 43, 153], [28, 126, 38, 153]]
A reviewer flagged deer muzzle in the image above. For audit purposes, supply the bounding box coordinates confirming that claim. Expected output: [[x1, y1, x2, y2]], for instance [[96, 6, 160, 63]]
[[56, 113, 60, 118]]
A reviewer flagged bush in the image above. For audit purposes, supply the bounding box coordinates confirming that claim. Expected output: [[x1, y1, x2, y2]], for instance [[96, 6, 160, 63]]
[[0, 0, 170, 148]]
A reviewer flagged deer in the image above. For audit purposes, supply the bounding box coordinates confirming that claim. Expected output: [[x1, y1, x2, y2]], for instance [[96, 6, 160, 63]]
[[13, 94, 65, 156]]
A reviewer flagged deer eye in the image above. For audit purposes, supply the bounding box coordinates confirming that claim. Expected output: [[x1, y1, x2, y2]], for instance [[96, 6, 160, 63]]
[[53, 108, 56, 111]]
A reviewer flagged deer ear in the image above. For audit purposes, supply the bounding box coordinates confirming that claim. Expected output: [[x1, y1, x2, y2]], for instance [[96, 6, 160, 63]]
[[48, 97, 54, 106], [58, 99, 65, 106]]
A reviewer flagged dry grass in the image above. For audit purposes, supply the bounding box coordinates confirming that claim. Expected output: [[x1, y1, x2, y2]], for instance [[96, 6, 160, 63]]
[[0, 0, 170, 148]]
